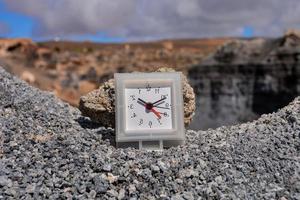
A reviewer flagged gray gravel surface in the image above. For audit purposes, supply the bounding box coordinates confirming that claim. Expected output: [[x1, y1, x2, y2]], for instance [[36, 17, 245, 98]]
[[1, 67, 300, 199]]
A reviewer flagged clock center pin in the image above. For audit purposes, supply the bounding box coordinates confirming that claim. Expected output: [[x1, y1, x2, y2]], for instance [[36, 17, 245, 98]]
[[145, 103, 153, 110]]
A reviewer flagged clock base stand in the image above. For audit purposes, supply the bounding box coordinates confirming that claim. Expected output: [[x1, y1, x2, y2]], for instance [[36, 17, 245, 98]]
[[117, 140, 184, 150]]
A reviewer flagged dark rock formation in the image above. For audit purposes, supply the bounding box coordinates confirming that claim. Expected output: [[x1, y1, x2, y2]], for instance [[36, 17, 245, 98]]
[[188, 31, 300, 130]]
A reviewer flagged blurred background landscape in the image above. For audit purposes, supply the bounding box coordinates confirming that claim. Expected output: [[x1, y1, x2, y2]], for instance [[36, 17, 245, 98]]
[[1, 0, 300, 129]]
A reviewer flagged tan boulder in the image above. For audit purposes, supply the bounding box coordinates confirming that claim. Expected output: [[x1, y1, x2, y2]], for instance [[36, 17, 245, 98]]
[[162, 41, 174, 51], [21, 71, 36, 84], [0, 38, 35, 56], [79, 79, 115, 127], [283, 29, 300, 47], [284, 29, 300, 38]]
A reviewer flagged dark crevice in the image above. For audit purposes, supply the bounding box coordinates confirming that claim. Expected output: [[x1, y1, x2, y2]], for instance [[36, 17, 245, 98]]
[[188, 63, 300, 130]]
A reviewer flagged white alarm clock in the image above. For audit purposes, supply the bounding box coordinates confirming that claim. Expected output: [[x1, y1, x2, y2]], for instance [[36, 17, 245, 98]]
[[114, 72, 185, 150]]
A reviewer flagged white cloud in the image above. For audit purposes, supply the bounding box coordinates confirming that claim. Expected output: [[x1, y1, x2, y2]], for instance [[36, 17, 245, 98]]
[[4, 0, 300, 40], [4, 0, 137, 37], [0, 22, 9, 35]]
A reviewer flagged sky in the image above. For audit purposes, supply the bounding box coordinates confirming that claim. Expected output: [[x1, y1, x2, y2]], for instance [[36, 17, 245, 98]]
[[0, 0, 300, 42]]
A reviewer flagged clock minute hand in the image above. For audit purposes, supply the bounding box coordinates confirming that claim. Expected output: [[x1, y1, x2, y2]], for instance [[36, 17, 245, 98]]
[[152, 97, 166, 106]]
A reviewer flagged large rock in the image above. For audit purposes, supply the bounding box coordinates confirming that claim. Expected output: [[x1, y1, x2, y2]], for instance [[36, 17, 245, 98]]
[[79, 79, 115, 127], [188, 31, 300, 129], [79, 68, 195, 127], [0, 38, 35, 57]]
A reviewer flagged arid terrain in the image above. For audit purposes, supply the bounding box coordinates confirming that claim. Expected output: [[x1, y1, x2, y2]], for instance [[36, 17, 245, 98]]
[[1, 33, 300, 199], [1, 31, 300, 130], [0, 38, 228, 106]]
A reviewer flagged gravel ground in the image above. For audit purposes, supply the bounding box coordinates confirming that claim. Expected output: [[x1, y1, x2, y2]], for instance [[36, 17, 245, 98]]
[[1, 67, 300, 199]]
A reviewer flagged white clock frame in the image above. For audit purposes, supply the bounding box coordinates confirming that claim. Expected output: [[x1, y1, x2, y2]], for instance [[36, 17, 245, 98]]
[[114, 72, 185, 150]]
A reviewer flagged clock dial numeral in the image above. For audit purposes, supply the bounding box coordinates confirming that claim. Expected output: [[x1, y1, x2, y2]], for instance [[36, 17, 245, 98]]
[[165, 103, 169, 108], [130, 95, 136, 101], [128, 104, 134, 109], [161, 94, 168, 99], [163, 112, 169, 117], [138, 119, 143, 126], [148, 121, 152, 128], [131, 113, 137, 118], [138, 88, 141, 94], [157, 118, 162, 125], [155, 88, 160, 94], [146, 84, 151, 91]]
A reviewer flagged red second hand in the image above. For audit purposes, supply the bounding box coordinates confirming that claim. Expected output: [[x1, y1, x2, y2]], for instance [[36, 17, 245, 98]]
[[150, 108, 161, 119]]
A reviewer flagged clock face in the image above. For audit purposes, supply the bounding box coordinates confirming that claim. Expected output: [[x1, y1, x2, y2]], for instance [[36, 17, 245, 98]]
[[125, 85, 172, 131]]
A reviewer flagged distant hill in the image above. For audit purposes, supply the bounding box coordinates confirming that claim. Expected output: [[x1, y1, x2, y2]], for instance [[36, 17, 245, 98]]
[[0, 37, 229, 106]]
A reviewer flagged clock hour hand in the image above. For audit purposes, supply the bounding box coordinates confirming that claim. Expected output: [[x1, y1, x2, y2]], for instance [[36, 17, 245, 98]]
[[137, 98, 147, 105]]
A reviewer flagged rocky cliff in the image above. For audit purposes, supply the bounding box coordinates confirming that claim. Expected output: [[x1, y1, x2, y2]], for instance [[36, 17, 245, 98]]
[[188, 30, 300, 129]]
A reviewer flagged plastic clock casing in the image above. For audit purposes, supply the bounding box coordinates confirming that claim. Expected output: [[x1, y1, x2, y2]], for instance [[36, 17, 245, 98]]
[[114, 72, 185, 150]]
